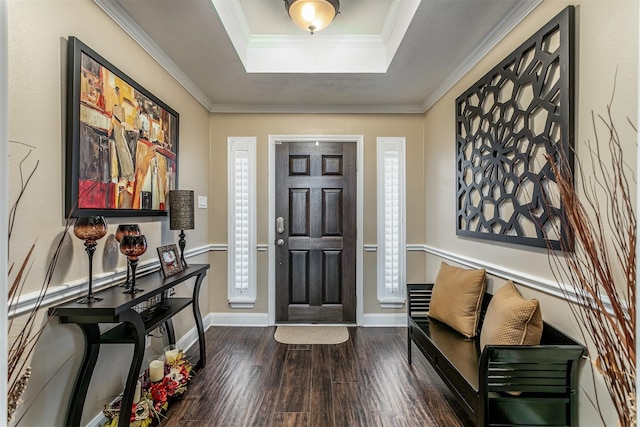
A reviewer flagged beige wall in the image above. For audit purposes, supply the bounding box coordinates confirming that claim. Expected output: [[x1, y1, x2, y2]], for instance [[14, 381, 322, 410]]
[[7, 0, 210, 425], [5, 0, 637, 425], [209, 113, 426, 316], [423, 0, 637, 424]]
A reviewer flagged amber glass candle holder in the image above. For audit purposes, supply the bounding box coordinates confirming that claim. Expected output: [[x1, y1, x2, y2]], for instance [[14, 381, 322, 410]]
[[119, 234, 148, 294], [74, 216, 108, 304], [115, 224, 141, 288]]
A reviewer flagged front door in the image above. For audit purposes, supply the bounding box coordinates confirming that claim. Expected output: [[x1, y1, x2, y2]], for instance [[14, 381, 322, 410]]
[[275, 141, 357, 323]]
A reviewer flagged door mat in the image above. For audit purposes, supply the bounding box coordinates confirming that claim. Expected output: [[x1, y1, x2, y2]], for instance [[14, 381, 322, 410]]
[[274, 326, 349, 345]]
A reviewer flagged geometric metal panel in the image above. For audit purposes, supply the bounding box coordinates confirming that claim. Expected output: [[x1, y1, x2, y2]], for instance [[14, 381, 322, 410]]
[[322, 189, 343, 236], [456, 7, 574, 250]]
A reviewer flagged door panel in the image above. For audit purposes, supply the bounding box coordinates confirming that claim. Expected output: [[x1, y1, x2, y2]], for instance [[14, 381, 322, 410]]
[[290, 250, 309, 303], [322, 189, 343, 235], [323, 251, 341, 303], [275, 141, 356, 323], [289, 189, 310, 236]]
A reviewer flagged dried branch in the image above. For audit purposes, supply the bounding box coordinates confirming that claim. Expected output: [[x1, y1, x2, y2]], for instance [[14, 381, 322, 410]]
[[7, 149, 38, 244], [7, 147, 100, 422], [544, 100, 636, 426]]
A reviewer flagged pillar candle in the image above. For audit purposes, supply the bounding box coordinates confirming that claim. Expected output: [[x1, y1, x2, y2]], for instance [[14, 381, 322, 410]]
[[133, 380, 141, 403], [149, 360, 164, 382], [165, 348, 179, 364]]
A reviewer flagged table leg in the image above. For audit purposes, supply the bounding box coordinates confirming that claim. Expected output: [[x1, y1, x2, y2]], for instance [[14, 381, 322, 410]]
[[165, 319, 176, 345], [118, 312, 146, 427], [192, 271, 207, 369], [66, 323, 101, 427]]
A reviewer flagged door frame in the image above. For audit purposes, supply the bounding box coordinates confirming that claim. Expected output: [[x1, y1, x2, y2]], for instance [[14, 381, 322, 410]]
[[1, 0, 8, 416], [268, 135, 364, 326]]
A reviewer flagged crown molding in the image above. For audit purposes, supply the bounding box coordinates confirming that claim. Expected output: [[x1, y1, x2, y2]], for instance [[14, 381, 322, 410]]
[[94, 0, 541, 114], [209, 103, 425, 114], [92, 0, 215, 111], [212, 0, 419, 74], [421, 0, 543, 112]]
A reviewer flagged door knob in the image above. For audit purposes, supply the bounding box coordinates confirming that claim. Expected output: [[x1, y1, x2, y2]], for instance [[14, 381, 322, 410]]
[[276, 239, 285, 247]]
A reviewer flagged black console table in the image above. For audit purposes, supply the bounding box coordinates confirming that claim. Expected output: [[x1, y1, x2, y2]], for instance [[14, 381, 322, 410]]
[[49, 263, 210, 427]]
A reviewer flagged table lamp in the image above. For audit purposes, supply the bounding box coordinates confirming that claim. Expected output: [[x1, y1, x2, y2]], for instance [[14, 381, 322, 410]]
[[169, 190, 194, 268]]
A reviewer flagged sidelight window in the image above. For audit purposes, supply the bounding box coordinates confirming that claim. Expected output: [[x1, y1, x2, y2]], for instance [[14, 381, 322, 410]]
[[228, 137, 257, 308], [376, 137, 406, 308]]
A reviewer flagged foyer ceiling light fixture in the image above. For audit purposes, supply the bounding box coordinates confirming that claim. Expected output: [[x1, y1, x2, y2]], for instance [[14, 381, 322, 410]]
[[284, 0, 340, 34]]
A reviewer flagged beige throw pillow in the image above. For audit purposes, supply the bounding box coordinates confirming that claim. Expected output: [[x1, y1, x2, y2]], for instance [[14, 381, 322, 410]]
[[480, 280, 543, 350], [428, 262, 487, 338]]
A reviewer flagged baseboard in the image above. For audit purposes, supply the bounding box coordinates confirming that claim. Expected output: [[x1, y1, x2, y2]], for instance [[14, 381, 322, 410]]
[[207, 312, 270, 327], [362, 313, 407, 327]]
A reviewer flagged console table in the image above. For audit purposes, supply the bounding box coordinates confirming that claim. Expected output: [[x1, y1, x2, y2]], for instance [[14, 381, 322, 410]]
[[49, 263, 210, 427]]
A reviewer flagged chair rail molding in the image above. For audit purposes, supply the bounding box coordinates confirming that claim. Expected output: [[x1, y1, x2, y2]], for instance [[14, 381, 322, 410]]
[[418, 244, 616, 314], [10, 244, 224, 318]]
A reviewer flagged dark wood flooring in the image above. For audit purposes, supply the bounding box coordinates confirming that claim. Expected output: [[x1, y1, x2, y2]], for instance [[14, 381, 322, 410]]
[[162, 327, 474, 427]]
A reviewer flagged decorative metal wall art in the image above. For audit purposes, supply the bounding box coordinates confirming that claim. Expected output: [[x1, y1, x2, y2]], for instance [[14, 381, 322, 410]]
[[456, 7, 574, 250]]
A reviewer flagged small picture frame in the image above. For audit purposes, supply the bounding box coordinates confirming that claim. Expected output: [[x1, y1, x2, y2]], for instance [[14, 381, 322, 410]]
[[157, 244, 183, 277]]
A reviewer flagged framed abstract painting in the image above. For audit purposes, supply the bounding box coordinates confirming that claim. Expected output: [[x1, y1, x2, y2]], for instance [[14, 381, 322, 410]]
[[65, 36, 179, 217]]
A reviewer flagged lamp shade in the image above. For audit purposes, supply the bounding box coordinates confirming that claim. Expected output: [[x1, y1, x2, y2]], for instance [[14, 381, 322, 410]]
[[285, 0, 339, 34], [169, 190, 195, 231]]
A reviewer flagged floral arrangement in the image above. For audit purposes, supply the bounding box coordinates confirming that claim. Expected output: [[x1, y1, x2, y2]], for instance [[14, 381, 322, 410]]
[[103, 350, 193, 427]]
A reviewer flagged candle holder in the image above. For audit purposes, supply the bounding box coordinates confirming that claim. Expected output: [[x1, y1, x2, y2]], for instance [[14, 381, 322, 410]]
[[73, 216, 108, 304], [115, 224, 141, 288], [119, 234, 148, 294]]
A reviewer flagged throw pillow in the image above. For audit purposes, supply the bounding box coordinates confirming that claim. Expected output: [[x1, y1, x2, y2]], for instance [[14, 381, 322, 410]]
[[428, 262, 487, 338], [480, 280, 543, 350]]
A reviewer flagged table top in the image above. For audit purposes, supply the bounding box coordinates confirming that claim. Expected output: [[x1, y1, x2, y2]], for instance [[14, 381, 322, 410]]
[[49, 263, 210, 318]]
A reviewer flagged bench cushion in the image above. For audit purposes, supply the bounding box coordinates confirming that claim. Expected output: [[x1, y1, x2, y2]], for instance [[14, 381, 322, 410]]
[[480, 280, 543, 350], [428, 262, 486, 338]]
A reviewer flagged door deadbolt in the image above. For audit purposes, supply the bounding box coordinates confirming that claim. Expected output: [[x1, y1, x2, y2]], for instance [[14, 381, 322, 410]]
[[276, 217, 284, 234]]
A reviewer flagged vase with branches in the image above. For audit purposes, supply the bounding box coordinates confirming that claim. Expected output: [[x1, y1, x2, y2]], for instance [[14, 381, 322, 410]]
[[544, 96, 636, 426]]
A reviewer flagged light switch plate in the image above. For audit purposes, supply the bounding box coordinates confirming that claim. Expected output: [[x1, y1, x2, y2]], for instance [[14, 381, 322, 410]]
[[198, 195, 208, 208]]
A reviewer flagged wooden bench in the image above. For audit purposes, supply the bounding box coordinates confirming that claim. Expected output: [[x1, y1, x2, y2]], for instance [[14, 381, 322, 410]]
[[407, 283, 585, 426]]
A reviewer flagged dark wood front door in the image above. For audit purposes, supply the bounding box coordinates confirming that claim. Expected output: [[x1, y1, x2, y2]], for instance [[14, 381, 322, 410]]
[[275, 141, 357, 323]]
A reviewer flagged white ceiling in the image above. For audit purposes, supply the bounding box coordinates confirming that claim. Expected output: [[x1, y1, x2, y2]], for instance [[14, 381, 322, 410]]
[[95, 0, 542, 113]]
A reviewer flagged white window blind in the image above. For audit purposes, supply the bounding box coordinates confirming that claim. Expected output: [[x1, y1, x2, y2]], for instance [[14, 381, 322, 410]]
[[228, 137, 256, 308], [377, 137, 406, 308]]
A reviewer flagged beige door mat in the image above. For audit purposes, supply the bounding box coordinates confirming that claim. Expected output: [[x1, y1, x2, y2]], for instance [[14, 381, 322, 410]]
[[274, 325, 349, 345]]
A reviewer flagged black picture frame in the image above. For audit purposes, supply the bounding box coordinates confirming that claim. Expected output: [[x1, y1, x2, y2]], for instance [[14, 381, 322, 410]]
[[65, 36, 179, 217], [157, 244, 184, 277], [455, 7, 574, 250]]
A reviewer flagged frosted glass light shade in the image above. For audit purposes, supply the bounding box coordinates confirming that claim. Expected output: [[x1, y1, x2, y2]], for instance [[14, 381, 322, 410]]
[[285, 0, 339, 34]]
